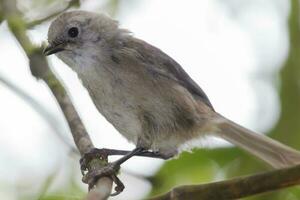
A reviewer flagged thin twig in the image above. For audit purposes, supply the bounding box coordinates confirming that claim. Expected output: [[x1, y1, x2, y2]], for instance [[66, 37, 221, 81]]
[[150, 164, 300, 200], [0, 0, 113, 199]]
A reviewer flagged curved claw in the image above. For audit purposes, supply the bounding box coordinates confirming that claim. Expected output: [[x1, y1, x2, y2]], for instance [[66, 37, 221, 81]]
[[82, 162, 124, 195], [110, 174, 125, 196], [80, 147, 143, 196], [88, 178, 97, 191]]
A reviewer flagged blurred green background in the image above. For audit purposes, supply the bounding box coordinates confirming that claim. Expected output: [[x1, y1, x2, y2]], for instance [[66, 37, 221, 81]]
[[1, 0, 300, 199]]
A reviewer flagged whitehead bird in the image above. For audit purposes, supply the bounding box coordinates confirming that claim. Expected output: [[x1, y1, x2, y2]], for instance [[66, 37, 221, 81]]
[[44, 10, 300, 194]]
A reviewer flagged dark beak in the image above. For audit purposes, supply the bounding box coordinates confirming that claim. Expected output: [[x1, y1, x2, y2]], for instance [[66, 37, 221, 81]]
[[43, 43, 65, 56]]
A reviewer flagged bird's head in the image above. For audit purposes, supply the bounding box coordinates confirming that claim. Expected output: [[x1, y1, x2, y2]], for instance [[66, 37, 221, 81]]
[[44, 11, 126, 64]]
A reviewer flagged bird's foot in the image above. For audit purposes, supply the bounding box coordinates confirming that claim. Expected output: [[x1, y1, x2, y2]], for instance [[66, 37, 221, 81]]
[[80, 148, 110, 175], [82, 161, 124, 196], [80, 148, 125, 196], [79, 147, 168, 196]]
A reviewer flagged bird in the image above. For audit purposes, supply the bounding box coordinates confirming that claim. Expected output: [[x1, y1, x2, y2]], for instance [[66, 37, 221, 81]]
[[44, 10, 300, 194]]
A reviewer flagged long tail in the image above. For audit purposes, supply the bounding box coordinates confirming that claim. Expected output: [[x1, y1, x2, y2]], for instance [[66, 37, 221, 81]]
[[214, 114, 300, 168]]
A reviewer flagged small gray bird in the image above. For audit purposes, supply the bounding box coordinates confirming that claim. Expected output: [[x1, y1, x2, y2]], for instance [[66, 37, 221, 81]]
[[44, 10, 300, 193]]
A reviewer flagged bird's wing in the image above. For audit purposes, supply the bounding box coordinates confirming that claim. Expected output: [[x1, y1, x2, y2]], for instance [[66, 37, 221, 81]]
[[122, 37, 214, 110]]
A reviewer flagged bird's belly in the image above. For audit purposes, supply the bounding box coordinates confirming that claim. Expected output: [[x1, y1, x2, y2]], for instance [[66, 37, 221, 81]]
[[78, 70, 145, 144], [94, 94, 182, 156], [76, 64, 199, 155], [91, 87, 143, 144]]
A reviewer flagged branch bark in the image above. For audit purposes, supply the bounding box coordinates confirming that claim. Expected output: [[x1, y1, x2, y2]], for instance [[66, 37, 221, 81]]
[[150, 164, 300, 200], [0, 0, 113, 199]]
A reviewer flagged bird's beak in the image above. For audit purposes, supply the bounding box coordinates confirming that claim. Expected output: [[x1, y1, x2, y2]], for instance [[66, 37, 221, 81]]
[[43, 42, 65, 56]]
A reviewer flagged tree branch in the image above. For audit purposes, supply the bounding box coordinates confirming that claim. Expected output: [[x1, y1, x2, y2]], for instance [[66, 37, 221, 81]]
[[0, 0, 113, 199], [150, 164, 300, 200]]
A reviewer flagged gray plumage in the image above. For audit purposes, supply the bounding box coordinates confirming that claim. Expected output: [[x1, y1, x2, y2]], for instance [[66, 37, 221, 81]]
[[46, 10, 300, 167]]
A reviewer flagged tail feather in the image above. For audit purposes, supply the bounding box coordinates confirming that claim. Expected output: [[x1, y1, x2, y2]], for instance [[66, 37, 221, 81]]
[[215, 115, 300, 168]]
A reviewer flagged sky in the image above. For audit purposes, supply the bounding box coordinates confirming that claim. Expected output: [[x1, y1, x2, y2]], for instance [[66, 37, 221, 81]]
[[0, 0, 290, 199]]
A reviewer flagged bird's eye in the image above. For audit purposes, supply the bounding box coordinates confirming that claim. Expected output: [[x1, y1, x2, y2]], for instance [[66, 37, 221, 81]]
[[68, 27, 79, 38]]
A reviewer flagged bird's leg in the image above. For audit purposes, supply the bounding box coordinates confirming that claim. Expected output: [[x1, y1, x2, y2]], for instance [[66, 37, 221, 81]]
[[81, 147, 146, 196], [80, 147, 170, 172], [80, 148, 167, 174]]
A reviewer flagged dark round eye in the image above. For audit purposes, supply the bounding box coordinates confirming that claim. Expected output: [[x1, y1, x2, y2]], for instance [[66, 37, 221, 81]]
[[68, 27, 79, 38]]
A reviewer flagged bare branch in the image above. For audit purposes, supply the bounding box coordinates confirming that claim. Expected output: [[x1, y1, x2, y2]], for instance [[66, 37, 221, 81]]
[[0, 0, 113, 199], [150, 164, 300, 200], [26, 0, 80, 28]]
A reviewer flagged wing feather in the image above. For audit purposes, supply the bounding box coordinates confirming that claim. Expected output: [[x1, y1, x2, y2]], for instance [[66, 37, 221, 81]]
[[122, 38, 214, 110]]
